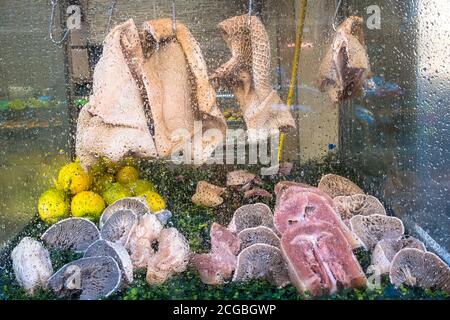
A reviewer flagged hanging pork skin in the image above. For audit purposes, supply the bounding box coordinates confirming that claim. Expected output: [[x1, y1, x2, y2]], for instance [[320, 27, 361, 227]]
[[135, 19, 227, 162], [76, 19, 226, 169], [318, 16, 372, 103], [76, 19, 157, 169], [211, 15, 296, 142]]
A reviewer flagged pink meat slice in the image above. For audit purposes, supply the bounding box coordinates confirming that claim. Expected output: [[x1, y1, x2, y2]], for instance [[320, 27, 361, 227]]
[[191, 253, 237, 285], [281, 221, 367, 296], [275, 182, 335, 208], [191, 223, 240, 285], [274, 187, 362, 248], [210, 223, 241, 254]]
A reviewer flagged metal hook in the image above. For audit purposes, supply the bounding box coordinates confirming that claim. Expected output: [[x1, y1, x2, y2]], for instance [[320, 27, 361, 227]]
[[49, 0, 69, 45], [248, 0, 253, 26], [172, 0, 177, 33], [106, 0, 118, 33], [332, 0, 342, 31]]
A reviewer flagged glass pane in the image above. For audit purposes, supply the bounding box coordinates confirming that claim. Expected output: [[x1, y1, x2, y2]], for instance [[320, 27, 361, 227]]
[[0, 0, 70, 247], [340, 0, 450, 262], [0, 0, 449, 301]]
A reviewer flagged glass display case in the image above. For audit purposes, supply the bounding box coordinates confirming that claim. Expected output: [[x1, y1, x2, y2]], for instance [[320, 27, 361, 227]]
[[0, 0, 449, 301]]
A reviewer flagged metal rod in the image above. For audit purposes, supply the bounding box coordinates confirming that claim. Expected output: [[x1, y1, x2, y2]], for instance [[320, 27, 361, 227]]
[[247, 0, 253, 26], [49, 0, 69, 45], [172, 0, 177, 32], [279, 0, 308, 163], [106, 0, 118, 33], [332, 0, 342, 31]]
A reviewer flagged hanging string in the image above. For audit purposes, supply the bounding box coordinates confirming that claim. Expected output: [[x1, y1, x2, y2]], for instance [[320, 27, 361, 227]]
[[106, 0, 118, 33], [49, 0, 69, 45], [172, 0, 177, 32], [332, 0, 342, 31]]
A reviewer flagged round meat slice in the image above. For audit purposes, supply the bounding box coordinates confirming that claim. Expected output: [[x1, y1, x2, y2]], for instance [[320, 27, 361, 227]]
[[228, 203, 275, 234], [232, 243, 290, 288], [100, 209, 138, 247], [390, 248, 450, 293], [349, 214, 404, 250], [238, 226, 280, 250], [48, 256, 121, 300], [318, 174, 364, 198], [369, 237, 426, 275], [100, 197, 149, 228], [84, 239, 133, 284], [333, 194, 386, 221], [41, 218, 100, 252]]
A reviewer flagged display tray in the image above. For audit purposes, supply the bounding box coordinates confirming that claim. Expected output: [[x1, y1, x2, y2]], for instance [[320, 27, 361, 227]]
[[1, 158, 449, 300]]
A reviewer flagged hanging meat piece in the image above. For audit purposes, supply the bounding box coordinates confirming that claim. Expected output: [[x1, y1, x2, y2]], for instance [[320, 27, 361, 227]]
[[281, 221, 367, 297], [274, 186, 362, 249], [318, 16, 372, 103], [76, 19, 157, 169], [211, 15, 295, 142], [136, 19, 226, 162], [76, 19, 226, 169]]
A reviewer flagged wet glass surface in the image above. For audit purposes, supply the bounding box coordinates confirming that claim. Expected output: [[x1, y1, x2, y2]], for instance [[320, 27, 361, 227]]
[[0, 0, 449, 299]]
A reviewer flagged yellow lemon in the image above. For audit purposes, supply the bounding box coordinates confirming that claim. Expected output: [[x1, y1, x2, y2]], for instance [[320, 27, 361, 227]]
[[56, 162, 91, 194], [92, 173, 115, 194], [89, 158, 107, 177], [143, 191, 166, 212], [102, 183, 131, 205], [127, 179, 156, 196], [116, 166, 139, 185], [101, 157, 121, 174], [120, 156, 139, 168], [71, 191, 105, 221], [38, 189, 70, 224]]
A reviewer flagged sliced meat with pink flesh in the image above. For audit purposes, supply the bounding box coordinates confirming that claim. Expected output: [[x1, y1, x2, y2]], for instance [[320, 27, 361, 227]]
[[281, 231, 337, 296], [274, 191, 362, 249], [274, 181, 313, 197], [191, 252, 237, 285], [275, 184, 335, 208], [191, 223, 240, 285], [244, 188, 273, 199], [281, 221, 366, 297], [210, 223, 240, 255]]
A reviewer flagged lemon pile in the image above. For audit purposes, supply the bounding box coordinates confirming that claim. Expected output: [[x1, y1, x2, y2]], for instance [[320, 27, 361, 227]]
[[37, 157, 166, 224]]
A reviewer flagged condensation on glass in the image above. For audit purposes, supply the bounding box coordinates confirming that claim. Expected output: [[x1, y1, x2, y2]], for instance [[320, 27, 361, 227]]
[[0, 0, 448, 264]]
